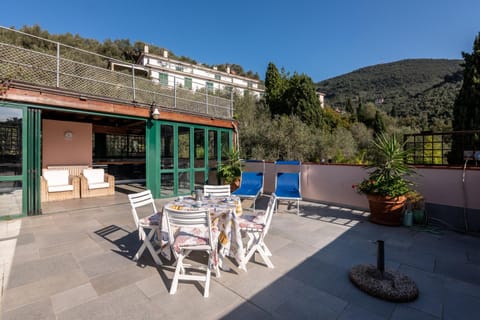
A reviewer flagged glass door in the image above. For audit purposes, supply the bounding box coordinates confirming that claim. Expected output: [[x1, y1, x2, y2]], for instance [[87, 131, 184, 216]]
[[0, 106, 23, 218], [0, 104, 41, 218], [156, 121, 232, 198]]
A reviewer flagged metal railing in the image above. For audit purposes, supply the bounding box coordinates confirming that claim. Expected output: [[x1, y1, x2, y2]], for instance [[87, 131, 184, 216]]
[[404, 130, 480, 166], [0, 26, 234, 119]]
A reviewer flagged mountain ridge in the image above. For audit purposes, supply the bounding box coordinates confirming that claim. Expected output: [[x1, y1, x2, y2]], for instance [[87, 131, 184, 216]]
[[316, 58, 463, 128]]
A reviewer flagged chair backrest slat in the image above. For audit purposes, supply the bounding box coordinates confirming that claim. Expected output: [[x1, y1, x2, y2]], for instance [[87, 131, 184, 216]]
[[128, 190, 157, 227], [262, 196, 277, 236], [203, 185, 231, 197], [164, 207, 213, 249]]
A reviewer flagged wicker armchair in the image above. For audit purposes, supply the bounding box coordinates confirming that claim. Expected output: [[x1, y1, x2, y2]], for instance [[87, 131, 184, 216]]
[[80, 168, 115, 198], [41, 169, 80, 202]]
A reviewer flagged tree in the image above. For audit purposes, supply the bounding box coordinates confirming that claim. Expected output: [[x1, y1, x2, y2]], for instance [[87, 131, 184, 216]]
[[450, 32, 480, 163], [358, 102, 377, 127], [452, 32, 480, 131], [264, 62, 287, 114], [346, 98, 358, 122], [373, 110, 386, 135], [283, 73, 322, 127]]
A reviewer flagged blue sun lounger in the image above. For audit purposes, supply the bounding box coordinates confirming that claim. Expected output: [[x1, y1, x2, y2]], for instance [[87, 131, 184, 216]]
[[273, 160, 302, 215], [232, 160, 265, 211]]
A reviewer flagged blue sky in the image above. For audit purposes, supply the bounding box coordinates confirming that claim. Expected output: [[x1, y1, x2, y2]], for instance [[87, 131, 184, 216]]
[[1, 0, 479, 82]]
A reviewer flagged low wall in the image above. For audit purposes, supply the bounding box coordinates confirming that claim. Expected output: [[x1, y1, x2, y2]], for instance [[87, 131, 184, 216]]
[[247, 162, 480, 233]]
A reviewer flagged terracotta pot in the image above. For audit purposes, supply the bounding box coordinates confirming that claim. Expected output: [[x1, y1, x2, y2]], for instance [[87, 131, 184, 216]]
[[367, 194, 407, 226], [230, 178, 240, 193]]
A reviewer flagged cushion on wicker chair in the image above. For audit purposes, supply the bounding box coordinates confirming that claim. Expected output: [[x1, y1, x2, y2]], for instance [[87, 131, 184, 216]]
[[83, 168, 109, 189], [43, 170, 73, 192]]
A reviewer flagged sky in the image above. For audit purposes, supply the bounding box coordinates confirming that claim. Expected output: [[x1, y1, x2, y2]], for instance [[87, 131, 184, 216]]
[[1, 0, 479, 82]]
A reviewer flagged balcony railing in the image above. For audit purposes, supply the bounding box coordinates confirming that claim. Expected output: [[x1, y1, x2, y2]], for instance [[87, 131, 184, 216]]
[[404, 130, 480, 166], [0, 26, 234, 119]]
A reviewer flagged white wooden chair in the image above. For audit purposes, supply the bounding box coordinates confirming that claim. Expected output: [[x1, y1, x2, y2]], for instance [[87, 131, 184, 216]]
[[237, 195, 277, 269], [127, 190, 163, 266], [203, 184, 231, 197], [164, 206, 219, 297]]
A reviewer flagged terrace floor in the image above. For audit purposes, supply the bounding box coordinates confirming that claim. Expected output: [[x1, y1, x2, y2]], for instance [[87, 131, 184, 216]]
[[1, 192, 480, 319]]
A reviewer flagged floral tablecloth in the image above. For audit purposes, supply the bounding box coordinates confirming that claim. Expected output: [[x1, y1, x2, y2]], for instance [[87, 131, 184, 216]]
[[160, 195, 246, 271]]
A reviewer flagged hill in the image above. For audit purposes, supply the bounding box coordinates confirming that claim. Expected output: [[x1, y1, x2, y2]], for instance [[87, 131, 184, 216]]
[[316, 59, 463, 129]]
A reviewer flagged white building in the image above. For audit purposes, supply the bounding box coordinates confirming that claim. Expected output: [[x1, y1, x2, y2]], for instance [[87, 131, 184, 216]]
[[316, 90, 326, 108], [133, 45, 264, 99]]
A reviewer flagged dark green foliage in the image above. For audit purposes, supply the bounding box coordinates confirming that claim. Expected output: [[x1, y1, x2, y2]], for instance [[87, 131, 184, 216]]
[[217, 148, 242, 184], [264, 62, 287, 114], [317, 59, 463, 130], [345, 98, 354, 114], [452, 33, 480, 130], [373, 110, 386, 135], [283, 73, 322, 127], [450, 32, 480, 163], [264, 63, 321, 127], [355, 134, 415, 197]]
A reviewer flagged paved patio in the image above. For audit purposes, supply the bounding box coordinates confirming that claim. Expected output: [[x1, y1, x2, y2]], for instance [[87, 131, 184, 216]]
[[1, 193, 480, 319]]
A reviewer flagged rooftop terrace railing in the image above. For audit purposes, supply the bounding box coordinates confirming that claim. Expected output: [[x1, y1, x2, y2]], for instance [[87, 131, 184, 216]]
[[404, 130, 480, 166], [0, 26, 234, 119]]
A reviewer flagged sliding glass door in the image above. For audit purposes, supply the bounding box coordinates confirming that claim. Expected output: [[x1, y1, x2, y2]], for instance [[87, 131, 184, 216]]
[[156, 121, 231, 198], [0, 103, 41, 218]]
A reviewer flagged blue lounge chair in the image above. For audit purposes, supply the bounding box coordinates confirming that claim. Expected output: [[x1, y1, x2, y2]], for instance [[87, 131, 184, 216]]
[[232, 160, 265, 211], [273, 160, 302, 215]]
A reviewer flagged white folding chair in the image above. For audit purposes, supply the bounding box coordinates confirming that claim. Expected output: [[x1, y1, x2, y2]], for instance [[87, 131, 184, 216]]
[[237, 195, 277, 269], [203, 184, 231, 197], [127, 190, 163, 266], [164, 206, 219, 297]]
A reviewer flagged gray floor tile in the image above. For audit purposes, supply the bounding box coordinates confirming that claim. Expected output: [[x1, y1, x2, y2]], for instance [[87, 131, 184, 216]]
[[391, 305, 440, 320], [2, 197, 480, 320], [2, 269, 89, 312], [90, 263, 158, 295], [50, 283, 98, 314], [443, 284, 480, 320], [7, 253, 80, 289], [435, 257, 480, 286], [2, 298, 56, 320], [338, 304, 386, 320]]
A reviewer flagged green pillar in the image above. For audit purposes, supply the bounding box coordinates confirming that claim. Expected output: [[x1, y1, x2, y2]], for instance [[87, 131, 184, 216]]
[[146, 119, 161, 198]]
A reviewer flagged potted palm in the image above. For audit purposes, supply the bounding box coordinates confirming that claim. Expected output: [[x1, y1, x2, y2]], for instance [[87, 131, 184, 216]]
[[217, 148, 242, 192], [355, 133, 415, 226]]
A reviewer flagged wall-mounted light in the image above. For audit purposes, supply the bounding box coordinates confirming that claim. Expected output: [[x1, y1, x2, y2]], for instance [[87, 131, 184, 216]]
[[64, 130, 73, 140], [150, 104, 161, 120]]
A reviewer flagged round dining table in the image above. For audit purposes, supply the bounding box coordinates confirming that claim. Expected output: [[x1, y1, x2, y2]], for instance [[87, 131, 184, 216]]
[[160, 195, 246, 271]]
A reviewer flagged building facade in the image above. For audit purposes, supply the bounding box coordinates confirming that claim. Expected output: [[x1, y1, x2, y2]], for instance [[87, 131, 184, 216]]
[[0, 27, 239, 218], [134, 46, 264, 99]]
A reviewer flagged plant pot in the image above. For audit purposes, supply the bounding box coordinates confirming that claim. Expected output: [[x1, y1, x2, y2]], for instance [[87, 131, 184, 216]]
[[367, 194, 407, 226], [230, 178, 240, 193], [412, 209, 425, 224]]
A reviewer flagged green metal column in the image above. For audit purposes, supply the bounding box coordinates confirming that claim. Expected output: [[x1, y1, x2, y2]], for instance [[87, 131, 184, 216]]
[[146, 119, 161, 198], [24, 108, 42, 215]]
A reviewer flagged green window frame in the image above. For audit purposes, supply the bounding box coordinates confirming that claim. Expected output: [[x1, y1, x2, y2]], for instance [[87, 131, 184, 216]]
[[159, 73, 168, 85], [206, 81, 214, 93], [153, 120, 232, 198], [184, 77, 192, 90]]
